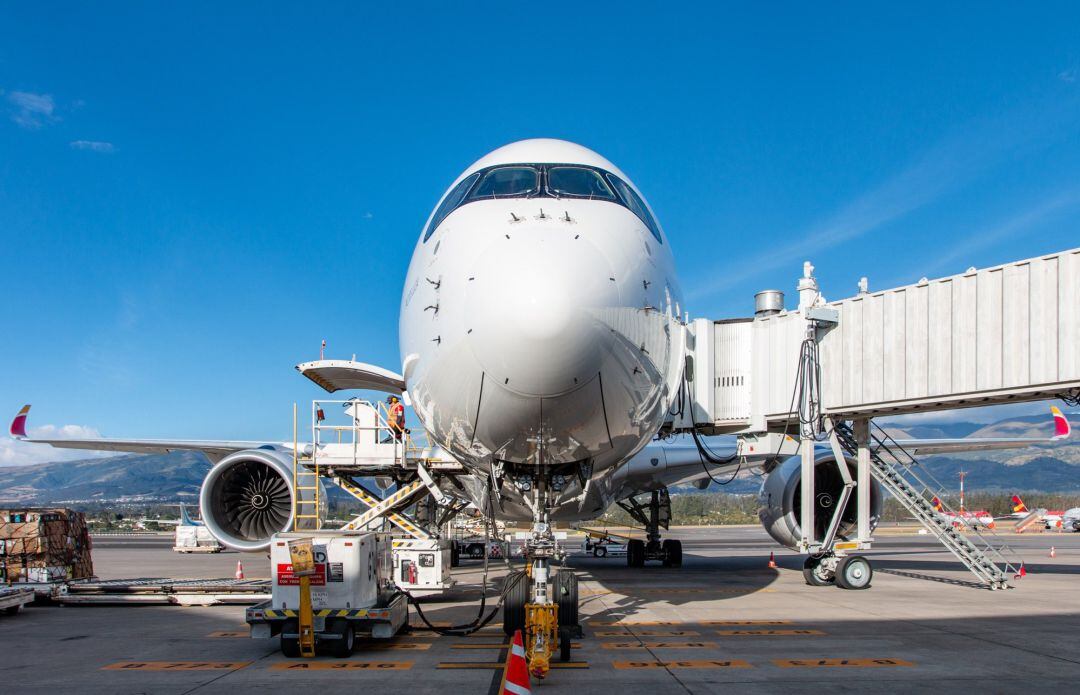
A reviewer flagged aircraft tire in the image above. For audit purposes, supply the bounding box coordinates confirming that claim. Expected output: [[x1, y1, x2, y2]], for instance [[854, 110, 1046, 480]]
[[662, 539, 683, 567], [555, 570, 579, 628], [627, 539, 645, 567], [502, 570, 528, 636]]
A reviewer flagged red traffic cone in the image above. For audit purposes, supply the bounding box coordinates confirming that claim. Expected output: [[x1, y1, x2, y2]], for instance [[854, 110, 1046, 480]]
[[1050, 546, 1056, 559], [768, 552, 777, 569], [235, 560, 245, 580], [1014, 563, 1027, 579], [502, 629, 531, 695]]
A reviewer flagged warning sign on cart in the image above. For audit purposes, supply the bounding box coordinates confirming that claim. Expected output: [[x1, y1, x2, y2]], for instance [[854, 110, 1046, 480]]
[[276, 563, 327, 586]]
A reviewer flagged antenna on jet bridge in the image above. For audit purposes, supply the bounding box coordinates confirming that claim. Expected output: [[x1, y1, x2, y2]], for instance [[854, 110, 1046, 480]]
[[320, 339, 326, 360]]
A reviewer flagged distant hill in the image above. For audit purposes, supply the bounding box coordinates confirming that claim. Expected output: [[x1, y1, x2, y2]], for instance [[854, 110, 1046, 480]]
[[1, 411, 1076, 503], [0, 451, 210, 504]]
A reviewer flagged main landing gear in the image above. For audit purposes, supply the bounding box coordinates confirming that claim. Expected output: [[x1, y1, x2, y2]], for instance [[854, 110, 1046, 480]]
[[803, 554, 873, 589], [618, 488, 683, 568]]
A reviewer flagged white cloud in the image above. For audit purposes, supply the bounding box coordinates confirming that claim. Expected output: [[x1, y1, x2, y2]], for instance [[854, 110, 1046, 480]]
[[1060, 69, 1077, 83], [362, 211, 374, 220], [70, 140, 115, 153], [7, 91, 58, 129], [0, 424, 110, 466]]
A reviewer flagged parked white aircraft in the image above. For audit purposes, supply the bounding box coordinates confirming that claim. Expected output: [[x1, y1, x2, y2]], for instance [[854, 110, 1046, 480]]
[[8, 140, 1073, 620]]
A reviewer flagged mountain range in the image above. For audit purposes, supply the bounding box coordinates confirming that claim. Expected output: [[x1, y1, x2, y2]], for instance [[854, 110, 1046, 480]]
[[0, 412, 1077, 504]]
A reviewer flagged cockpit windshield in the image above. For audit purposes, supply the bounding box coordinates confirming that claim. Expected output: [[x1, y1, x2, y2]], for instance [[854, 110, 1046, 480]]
[[422, 162, 663, 244], [547, 166, 616, 200], [468, 166, 540, 200]]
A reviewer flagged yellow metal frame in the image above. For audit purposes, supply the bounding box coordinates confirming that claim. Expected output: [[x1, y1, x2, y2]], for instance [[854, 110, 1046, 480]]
[[524, 603, 559, 679]]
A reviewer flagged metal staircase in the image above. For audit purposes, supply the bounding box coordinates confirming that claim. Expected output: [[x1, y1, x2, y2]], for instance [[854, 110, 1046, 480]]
[[832, 421, 1023, 590], [291, 403, 321, 531]]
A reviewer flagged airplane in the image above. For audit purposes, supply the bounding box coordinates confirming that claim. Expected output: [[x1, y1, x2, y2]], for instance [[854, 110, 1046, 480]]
[[7, 140, 1075, 635]]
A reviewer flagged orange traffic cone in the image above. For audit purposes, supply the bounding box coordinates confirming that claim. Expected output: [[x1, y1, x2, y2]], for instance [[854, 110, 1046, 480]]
[[1014, 563, 1027, 579], [502, 629, 531, 695], [768, 552, 777, 569], [1050, 546, 1057, 559], [235, 560, 245, 580]]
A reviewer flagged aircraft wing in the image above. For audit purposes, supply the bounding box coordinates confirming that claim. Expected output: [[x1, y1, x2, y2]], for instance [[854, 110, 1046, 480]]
[[889, 406, 1071, 456], [9, 405, 278, 464]]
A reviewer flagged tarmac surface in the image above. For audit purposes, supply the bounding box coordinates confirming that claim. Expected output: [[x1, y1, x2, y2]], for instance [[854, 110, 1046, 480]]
[[4, 526, 1080, 694]]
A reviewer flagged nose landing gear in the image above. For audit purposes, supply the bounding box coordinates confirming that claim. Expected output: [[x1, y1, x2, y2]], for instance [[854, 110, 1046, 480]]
[[501, 470, 581, 679]]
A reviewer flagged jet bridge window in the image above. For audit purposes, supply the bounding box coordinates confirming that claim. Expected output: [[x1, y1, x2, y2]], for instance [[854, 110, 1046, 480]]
[[605, 172, 663, 243], [547, 166, 617, 200], [468, 166, 540, 200], [423, 172, 481, 242]]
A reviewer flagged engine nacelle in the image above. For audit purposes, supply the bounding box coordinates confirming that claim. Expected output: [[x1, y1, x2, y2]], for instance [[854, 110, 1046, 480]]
[[199, 448, 322, 552], [757, 452, 882, 550]]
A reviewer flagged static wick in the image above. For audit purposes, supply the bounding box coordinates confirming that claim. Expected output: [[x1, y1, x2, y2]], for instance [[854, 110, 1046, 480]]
[[320, 339, 326, 360]]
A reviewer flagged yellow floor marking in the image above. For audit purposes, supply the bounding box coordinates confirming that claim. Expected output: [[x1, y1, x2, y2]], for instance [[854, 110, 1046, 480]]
[[437, 662, 588, 670], [102, 662, 250, 671], [716, 630, 825, 636], [270, 661, 413, 671], [594, 630, 700, 637], [208, 631, 249, 638], [703, 620, 794, 626], [601, 642, 717, 649], [409, 621, 452, 628], [773, 658, 914, 668], [356, 643, 431, 651], [613, 660, 752, 670]]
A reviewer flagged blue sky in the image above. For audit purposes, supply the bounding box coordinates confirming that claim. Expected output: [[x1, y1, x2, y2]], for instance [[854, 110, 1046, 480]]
[[2, 4, 1079, 462]]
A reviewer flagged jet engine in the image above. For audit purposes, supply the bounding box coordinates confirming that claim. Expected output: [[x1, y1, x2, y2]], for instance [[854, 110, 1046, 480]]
[[199, 448, 322, 552], [757, 451, 882, 550]]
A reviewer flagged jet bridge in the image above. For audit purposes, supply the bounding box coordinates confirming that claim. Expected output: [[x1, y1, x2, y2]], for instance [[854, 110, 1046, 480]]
[[680, 247, 1080, 589]]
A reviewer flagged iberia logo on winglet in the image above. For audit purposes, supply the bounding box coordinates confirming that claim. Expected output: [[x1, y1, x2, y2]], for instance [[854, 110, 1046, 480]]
[[1051, 406, 1071, 440], [9, 405, 30, 439]]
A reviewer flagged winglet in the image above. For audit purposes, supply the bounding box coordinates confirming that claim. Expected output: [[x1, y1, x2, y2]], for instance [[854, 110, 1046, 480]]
[[1011, 494, 1028, 513], [1051, 406, 1071, 440], [9, 405, 30, 439]]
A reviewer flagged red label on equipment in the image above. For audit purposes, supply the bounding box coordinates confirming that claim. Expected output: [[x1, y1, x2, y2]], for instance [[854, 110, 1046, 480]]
[[276, 563, 327, 586]]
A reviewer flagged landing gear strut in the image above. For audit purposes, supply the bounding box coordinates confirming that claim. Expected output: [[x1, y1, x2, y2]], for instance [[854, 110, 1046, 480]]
[[618, 488, 682, 567], [500, 466, 581, 679]]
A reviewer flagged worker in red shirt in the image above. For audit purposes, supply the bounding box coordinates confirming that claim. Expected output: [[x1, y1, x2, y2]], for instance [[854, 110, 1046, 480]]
[[387, 395, 405, 442]]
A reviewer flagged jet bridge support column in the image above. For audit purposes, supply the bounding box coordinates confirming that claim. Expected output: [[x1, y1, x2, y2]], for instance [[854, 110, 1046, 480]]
[[855, 418, 871, 544]]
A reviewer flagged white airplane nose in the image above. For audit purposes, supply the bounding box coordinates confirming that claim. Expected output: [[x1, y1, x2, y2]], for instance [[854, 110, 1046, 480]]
[[465, 231, 619, 397]]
